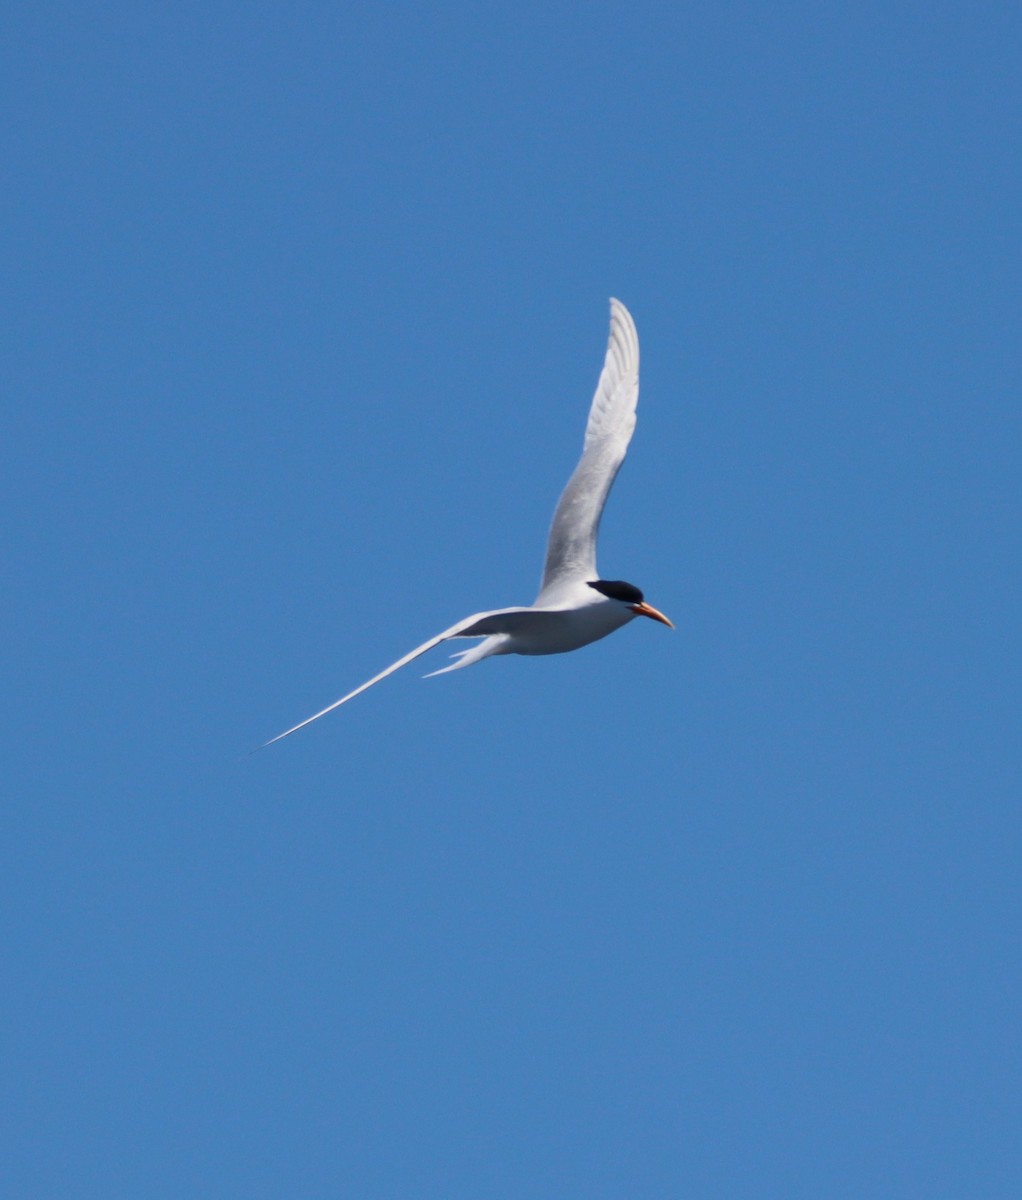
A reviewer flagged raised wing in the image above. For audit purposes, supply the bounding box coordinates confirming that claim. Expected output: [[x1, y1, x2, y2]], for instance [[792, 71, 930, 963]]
[[256, 606, 534, 749], [537, 298, 639, 602]]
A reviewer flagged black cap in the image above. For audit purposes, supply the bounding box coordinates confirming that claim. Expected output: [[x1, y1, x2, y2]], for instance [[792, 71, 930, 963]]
[[587, 579, 645, 604]]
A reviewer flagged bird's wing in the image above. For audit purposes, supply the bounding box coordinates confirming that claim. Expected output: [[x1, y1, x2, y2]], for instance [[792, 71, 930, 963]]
[[256, 606, 535, 749], [537, 298, 640, 602]]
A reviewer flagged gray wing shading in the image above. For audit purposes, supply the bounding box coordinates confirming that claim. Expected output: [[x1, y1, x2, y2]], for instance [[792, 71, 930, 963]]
[[537, 298, 640, 602], [256, 606, 535, 749]]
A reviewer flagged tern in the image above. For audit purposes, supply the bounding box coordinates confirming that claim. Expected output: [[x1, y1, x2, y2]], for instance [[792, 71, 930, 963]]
[[261, 298, 672, 748]]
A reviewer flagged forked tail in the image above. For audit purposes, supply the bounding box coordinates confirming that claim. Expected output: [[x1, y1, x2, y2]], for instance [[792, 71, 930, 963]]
[[422, 634, 510, 678]]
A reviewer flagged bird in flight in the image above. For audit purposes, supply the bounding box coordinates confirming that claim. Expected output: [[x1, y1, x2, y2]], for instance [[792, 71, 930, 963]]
[[261, 298, 672, 748]]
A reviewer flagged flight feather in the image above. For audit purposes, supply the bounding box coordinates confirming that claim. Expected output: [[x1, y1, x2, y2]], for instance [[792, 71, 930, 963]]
[[537, 298, 639, 601]]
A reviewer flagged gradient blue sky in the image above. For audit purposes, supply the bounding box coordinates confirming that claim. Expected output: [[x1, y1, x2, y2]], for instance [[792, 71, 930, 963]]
[[5, 3, 1019, 1197]]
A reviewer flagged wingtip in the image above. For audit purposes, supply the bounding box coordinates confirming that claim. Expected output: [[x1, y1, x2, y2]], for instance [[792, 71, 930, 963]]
[[607, 298, 637, 348], [249, 731, 285, 754]]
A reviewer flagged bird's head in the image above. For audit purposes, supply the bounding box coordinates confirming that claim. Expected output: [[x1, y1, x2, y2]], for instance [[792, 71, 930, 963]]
[[587, 579, 674, 627]]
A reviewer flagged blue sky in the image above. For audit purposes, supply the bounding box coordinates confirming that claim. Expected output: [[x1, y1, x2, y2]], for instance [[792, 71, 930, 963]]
[[4, 3, 1019, 1196]]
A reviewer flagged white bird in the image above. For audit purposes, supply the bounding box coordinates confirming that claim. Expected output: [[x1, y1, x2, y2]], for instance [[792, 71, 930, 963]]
[[261, 298, 672, 748]]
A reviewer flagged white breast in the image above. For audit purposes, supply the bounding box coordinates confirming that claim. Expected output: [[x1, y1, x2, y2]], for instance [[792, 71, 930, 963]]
[[509, 600, 634, 656]]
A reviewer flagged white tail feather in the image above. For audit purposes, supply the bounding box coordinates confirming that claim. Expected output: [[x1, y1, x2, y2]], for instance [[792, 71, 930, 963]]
[[423, 634, 509, 678]]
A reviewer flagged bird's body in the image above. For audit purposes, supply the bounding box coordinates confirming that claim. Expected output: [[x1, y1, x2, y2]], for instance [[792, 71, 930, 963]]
[[425, 583, 637, 676], [261, 299, 671, 748], [488, 590, 636, 657]]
